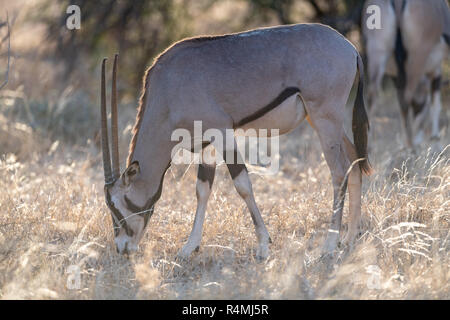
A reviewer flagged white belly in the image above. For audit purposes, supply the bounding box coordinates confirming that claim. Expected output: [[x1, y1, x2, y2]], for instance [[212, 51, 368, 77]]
[[235, 93, 307, 137]]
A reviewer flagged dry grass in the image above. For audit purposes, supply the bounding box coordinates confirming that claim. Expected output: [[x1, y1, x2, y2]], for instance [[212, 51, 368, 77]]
[[0, 85, 449, 299]]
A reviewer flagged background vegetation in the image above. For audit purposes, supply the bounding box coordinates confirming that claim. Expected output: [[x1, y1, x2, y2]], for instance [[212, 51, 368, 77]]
[[0, 0, 449, 299]]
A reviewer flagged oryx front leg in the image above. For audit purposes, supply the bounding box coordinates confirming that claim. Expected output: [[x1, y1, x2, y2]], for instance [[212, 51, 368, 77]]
[[178, 163, 216, 259], [225, 151, 271, 260]]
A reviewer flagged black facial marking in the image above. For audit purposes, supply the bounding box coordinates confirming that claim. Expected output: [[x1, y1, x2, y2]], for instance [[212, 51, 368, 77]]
[[123, 162, 171, 229], [124, 195, 155, 229], [197, 164, 216, 189], [105, 187, 134, 237], [235, 87, 300, 127]]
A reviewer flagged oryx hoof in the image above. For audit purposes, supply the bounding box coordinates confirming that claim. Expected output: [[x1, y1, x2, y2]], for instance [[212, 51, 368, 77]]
[[430, 135, 440, 142], [322, 231, 339, 254], [319, 251, 334, 263], [176, 244, 200, 260], [318, 252, 337, 273], [256, 243, 269, 262], [255, 254, 268, 263], [340, 230, 358, 249]]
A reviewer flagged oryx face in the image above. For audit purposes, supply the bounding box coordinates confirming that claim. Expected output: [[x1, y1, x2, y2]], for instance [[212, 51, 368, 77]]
[[100, 55, 153, 255], [104, 161, 153, 254]]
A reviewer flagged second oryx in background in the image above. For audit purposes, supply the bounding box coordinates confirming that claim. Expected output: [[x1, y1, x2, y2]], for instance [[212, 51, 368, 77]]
[[100, 23, 371, 260], [362, 0, 449, 147]]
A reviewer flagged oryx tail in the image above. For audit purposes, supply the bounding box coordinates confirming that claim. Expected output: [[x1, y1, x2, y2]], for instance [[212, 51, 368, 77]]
[[353, 53, 372, 175]]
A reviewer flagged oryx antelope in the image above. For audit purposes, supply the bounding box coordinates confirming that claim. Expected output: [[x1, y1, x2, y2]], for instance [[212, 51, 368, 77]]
[[100, 23, 372, 259], [362, 0, 450, 147]]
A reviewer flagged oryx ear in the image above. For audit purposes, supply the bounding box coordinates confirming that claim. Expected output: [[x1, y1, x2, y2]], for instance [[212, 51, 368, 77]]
[[122, 161, 140, 186]]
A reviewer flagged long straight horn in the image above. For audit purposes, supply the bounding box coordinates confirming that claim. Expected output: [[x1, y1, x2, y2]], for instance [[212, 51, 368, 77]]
[[111, 53, 120, 180], [101, 58, 113, 184]]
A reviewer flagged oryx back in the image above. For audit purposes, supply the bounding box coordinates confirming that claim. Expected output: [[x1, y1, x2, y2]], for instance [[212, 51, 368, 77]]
[[141, 24, 359, 136]]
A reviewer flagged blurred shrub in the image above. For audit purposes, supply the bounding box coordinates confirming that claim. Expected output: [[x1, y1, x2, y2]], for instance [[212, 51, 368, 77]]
[[32, 0, 197, 93]]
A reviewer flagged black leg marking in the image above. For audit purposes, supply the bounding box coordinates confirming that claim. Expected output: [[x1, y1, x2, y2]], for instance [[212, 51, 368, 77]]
[[223, 150, 246, 179], [197, 164, 216, 189], [235, 87, 300, 127], [411, 100, 426, 116], [431, 76, 441, 93], [227, 163, 246, 180]]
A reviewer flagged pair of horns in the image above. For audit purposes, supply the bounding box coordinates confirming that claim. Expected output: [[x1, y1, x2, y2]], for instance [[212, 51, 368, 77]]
[[101, 54, 120, 185]]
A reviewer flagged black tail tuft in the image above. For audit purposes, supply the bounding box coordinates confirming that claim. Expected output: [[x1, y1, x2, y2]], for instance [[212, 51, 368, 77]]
[[353, 54, 372, 176]]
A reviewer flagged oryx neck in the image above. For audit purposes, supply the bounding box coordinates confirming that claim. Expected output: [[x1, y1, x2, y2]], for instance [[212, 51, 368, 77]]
[[130, 116, 174, 201]]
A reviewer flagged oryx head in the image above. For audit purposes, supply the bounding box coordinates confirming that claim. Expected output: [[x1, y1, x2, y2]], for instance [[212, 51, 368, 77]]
[[100, 55, 153, 255]]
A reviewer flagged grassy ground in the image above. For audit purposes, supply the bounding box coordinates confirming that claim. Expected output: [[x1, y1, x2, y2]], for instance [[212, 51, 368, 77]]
[[0, 83, 449, 299]]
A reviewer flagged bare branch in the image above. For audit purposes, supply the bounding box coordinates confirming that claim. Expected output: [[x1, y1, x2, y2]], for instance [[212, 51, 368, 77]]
[[0, 12, 10, 91]]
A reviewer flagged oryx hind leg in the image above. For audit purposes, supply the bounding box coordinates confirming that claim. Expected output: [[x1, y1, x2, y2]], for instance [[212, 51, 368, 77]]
[[311, 116, 355, 254], [178, 155, 216, 259], [224, 147, 271, 260], [341, 135, 362, 248]]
